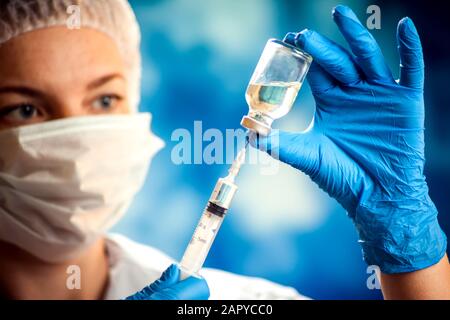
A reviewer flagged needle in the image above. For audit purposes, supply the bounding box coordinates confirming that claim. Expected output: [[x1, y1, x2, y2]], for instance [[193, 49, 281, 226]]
[[225, 141, 248, 182]]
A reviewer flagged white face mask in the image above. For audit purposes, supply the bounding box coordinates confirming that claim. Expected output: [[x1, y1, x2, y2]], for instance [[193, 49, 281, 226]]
[[0, 113, 164, 262]]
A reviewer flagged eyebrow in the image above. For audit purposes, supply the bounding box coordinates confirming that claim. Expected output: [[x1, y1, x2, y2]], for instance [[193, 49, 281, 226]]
[[86, 73, 125, 90], [0, 73, 126, 98], [0, 86, 43, 98]]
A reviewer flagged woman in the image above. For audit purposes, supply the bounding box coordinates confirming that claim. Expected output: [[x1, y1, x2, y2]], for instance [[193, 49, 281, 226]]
[[0, 0, 304, 299]]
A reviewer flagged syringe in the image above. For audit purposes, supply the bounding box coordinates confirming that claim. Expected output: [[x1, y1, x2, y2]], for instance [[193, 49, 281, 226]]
[[178, 145, 247, 280]]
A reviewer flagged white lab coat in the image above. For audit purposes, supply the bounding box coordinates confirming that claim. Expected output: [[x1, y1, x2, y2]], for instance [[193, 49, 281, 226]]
[[103, 233, 308, 300]]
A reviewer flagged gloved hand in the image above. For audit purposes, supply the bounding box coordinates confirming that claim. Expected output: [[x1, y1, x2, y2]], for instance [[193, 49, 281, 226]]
[[249, 5, 447, 274], [125, 264, 210, 300]]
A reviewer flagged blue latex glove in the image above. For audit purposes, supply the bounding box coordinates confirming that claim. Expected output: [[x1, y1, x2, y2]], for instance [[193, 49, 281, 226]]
[[125, 264, 210, 300], [249, 5, 447, 274]]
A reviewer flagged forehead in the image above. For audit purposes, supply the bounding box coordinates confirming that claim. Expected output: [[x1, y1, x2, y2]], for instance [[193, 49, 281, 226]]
[[0, 27, 126, 88]]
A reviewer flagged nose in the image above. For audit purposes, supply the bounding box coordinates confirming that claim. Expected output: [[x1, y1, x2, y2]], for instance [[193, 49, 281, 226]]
[[51, 97, 88, 120]]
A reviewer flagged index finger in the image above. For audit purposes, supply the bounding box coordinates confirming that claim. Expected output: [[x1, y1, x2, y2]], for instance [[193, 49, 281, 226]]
[[332, 5, 394, 83]]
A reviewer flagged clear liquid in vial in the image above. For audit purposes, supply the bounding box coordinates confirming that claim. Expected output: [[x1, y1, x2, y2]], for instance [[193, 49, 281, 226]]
[[245, 81, 301, 119]]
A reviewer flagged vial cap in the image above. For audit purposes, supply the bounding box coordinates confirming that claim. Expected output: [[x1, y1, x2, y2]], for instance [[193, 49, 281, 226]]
[[240, 116, 271, 136]]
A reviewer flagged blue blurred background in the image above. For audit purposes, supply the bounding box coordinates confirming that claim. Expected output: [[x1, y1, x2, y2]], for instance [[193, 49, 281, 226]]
[[113, 0, 450, 299]]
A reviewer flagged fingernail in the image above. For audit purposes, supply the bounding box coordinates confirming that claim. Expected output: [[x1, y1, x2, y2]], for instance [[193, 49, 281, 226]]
[[332, 5, 348, 16], [296, 28, 311, 48], [403, 17, 417, 33], [332, 5, 358, 22], [283, 32, 297, 46]]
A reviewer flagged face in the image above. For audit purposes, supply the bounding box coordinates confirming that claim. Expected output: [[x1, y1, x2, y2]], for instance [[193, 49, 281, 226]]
[[0, 27, 131, 130]]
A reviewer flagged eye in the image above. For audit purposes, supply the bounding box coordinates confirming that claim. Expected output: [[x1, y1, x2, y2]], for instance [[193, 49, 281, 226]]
[[92, 94, 122, 112], [0, 104, 39, 121]]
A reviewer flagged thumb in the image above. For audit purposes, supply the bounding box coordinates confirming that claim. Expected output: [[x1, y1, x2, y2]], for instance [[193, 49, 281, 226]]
[[150, 276, 210, 300], [148, 263, 180, 290], [247, 129, 321, 177], [125, 264, 180, 299]]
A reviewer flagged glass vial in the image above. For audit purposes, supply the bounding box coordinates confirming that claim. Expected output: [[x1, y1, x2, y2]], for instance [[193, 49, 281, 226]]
[[241, 39, 312, 136]]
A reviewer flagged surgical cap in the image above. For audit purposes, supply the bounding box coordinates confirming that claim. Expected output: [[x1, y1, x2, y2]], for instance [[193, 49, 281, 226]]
[[0, 0, 142, 111]]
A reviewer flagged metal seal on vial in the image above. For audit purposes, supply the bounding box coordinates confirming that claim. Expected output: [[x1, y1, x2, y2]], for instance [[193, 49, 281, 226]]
[[240, 115, 272, 136]]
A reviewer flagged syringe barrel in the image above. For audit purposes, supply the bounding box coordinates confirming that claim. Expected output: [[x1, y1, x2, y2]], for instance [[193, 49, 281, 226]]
[[179, 203, 226, 280], [209, 177, 238, 209], [178, 178, 237, 280]]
